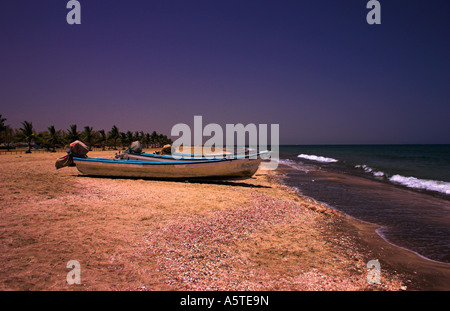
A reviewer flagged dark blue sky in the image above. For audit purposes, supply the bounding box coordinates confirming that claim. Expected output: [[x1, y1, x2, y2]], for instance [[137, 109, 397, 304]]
[[1, 1, 449, 144]]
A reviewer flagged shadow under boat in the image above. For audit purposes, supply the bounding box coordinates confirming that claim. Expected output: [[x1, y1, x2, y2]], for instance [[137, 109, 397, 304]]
[[74, 174, 271, 189]]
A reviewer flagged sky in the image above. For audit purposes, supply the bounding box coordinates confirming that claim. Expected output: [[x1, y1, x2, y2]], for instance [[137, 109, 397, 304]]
[[1, 0, 449, 145]]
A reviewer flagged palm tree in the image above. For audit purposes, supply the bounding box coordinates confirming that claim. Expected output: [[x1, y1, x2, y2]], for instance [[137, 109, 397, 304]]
[[134, 131, 142, 143], [119, 132, 127, 147], [82, 126, 94, 150], [126, 131, 133, 146], [19, 121, 35, 153], [150, 131, 158, 147], [144, 132, 151, 148], [0, 114, 8, 147], [108, 125, 120, 149], [35, 131, 50, 150], [3, 126, 14, 151], [66, 124, 80, 143], [159, 134, 167, 146], [48, 125, 61, 152], [98, 129, 106, 150], [0, 114, 6, 132]]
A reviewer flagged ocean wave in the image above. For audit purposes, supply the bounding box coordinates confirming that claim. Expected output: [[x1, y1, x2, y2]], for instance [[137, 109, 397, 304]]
[[355, 164, 372, 172], [278, 159, 312, 172], [389, 174, 450, 195], [372, 171, 385, 177], [355, 164, 385, 177], [278, 159, 297, 166], [297, 154, 338, 163]]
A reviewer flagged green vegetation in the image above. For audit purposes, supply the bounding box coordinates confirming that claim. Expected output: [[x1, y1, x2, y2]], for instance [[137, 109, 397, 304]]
[[0, 114, 172, 152]]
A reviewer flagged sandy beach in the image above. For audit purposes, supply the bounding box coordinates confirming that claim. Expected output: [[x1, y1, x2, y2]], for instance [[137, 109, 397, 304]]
[[1, 150, 449, 291]]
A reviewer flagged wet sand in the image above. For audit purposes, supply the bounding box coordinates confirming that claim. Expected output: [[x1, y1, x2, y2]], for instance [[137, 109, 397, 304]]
[[340, 219, 450, 290], [278, 166, 450, 290], [0, 150, 446, 290]]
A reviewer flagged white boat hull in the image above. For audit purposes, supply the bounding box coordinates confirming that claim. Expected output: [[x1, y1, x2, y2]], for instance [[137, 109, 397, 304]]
[[73, 157, 262, 179]]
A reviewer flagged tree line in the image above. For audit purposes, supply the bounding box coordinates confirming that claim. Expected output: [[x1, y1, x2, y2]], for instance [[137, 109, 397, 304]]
[[0, 114, 172, 153]]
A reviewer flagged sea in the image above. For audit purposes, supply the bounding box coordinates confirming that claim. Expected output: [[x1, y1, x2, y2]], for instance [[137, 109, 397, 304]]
[[277, 145, 450, 264]]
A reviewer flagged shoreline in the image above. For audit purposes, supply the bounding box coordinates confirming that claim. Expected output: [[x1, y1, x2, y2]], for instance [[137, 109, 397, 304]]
[[0, 150, 448, 290], [336, 217, 450, 290], [275, 165, 450, 290]]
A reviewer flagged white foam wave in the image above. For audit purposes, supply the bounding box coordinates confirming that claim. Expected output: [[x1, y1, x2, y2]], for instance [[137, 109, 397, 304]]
[[355, 164, 385, 177], [278, 159, 297, 166], [389, 174, 450, 195], [297, 154, 338, 163], [278, 159, 312, 172], [373, 171, 385, 177]]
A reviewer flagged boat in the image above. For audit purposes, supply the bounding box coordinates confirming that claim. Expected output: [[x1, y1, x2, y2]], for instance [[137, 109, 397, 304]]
[[118, 150, 268, 162], [72, 156, 262, 179]]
